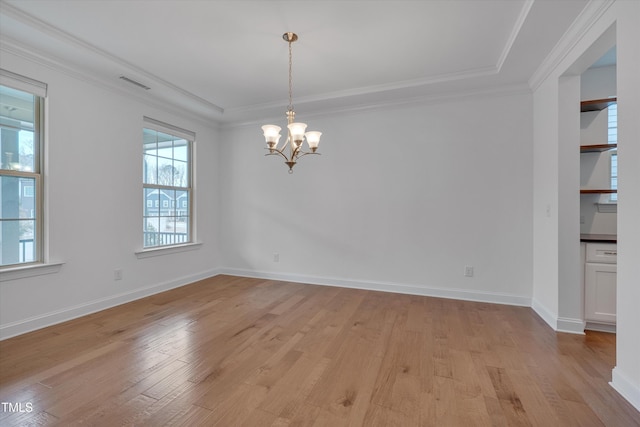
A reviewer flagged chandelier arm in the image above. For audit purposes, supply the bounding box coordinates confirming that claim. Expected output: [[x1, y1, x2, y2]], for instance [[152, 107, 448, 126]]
[[265, 149, 290, 161], [291, 144, 303, 159], [295, 151, 321, 159]]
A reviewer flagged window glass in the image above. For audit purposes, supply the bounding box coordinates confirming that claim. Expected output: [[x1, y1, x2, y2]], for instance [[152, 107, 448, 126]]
[[608, 104, 617, 202], [1, 83, 43, 267], [143, 124, 192, 248]]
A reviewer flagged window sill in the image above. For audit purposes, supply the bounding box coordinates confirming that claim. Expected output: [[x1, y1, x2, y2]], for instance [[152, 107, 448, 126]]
[[0, 262, 64, 282], [135, 242, 202, 259]]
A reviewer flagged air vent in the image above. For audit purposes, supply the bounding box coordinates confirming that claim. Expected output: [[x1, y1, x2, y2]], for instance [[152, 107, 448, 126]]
[[119, 75, 151, 90]]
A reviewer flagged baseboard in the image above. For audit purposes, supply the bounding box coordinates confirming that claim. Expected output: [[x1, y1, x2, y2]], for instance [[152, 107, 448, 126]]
[[219, 268, 532, 307], [531, 298, 558, 330], [0, 268, 221, 340], [611, 367, 640, 412], [557, 317, 586, 335], [531, 301, 587, 334], [585, 321, 616, 333]]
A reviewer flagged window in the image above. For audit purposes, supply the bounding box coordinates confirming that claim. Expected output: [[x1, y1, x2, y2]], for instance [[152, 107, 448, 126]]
[[0, 70, 46, 268], [143, 117, 193, 249], [610, 151, 617, 202], [608, 103, 617, 202]]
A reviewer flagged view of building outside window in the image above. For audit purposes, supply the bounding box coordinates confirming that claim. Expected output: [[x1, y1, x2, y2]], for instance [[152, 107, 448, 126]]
[[143, 126, 191, 248], [608, 103, 617, 202], [0, 84, 41, 267]]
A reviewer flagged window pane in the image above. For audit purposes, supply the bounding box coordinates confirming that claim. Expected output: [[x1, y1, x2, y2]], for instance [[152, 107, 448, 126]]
[[176, 190, 188, 216], [0, 86, 37, 172], [143, 154, 157, 184], [157, 157, 174, 186], [0, 184, 37, 263], [173, 140, 188, 162], [144, 217, 160, 248], [173, 160, 188, 187], [0, 219, 37, 264], [1, 176, 37, 219], [143, 128, 158, 151]]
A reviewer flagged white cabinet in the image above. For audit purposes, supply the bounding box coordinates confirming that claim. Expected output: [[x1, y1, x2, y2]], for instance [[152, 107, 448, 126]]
[[584, 243, 617, 325]]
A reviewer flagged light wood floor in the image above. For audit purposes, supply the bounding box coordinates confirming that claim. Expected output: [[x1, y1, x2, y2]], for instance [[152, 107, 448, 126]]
[[1, 275, 639, 426]]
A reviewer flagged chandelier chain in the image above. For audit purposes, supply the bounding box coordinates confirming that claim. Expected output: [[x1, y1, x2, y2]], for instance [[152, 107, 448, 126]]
[[288, 40, 293, 112]]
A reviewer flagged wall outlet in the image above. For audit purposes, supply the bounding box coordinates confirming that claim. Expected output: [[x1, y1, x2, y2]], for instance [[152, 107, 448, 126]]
[[273, 253, 280, 263], [464, 266, 474, 277], [114, 269, 123, 281], [580, 215, 585, 224]]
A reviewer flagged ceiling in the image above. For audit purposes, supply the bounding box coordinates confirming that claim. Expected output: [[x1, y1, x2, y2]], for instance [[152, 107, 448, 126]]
[[0, 0, 592, 125]]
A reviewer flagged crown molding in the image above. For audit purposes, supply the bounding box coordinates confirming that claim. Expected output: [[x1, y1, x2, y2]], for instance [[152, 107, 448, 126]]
[[223, 63, 500, 121], [222, 83, 532, 129], [0, 0, 224, 115], [528, 0, 616, 91], [0, 36, 222, 130], [496, 0, 535, 73]]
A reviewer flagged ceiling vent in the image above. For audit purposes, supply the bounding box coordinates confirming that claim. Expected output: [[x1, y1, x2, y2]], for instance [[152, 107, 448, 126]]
[[119, 75, 151, 91]]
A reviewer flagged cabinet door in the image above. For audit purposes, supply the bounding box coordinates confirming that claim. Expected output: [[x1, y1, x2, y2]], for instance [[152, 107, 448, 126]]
[[584, 263, 617, 323]]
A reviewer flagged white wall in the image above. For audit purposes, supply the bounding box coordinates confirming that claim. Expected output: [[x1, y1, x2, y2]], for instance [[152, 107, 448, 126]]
[[532, 79, 560, 324], [532, 0, 640, 411], [558, 76, 582, 328], [613, 0, 640, 410], [0, 50, 222, 338], [219, 92, 534, 305]]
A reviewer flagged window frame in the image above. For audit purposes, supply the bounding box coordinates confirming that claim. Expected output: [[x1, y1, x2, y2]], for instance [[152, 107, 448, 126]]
[[142, 117, 195, 251], [0, 70, 46, 269]]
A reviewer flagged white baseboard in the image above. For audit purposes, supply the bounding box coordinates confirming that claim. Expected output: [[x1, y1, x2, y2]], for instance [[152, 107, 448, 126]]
[[531, 300, 587, 334], [219, 268, 532, 307], [557, 317, 586, 335], [585, 321, 616, 333], [611, 367, 640, 412], [531, 298, 558, 330], [0, 268, 221, 340]]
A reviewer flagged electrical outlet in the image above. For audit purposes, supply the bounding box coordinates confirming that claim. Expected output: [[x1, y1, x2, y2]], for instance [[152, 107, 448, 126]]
[[114, 269, 123, 281], [273, 253, 279, 263], [580, 215, 585, 224], [464, 266, 474, 277]]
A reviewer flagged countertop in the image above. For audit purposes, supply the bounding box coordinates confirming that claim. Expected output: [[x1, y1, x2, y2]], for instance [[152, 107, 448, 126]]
[[580, 234, 617, 243]]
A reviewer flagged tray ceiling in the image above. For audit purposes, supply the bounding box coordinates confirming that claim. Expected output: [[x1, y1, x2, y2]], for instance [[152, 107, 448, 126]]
[[0, 0, 591, 124]]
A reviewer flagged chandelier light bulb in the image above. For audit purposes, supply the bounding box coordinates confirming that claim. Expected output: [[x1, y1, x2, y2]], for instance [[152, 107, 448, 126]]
[[262, 125, 281, 143], [304, 131, 322, 152], [287, 122, 307, 143]]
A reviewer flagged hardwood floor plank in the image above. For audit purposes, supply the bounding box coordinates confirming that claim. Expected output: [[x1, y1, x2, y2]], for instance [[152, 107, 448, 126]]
[[258, 355, 331, 420], [0, 275, 638, 426], [486, 366, 534, 426]]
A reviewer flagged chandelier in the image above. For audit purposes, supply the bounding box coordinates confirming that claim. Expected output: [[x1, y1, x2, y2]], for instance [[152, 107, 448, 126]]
[[261, 32, 321, 173]]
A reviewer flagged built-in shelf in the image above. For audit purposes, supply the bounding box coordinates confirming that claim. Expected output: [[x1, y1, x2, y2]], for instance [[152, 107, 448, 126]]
[[579, 99, 617, 196], [580, 144, 617, 153], [580, 98, 617, 112], [580, 233, 617, 243], [580, 189, 617, 194]]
